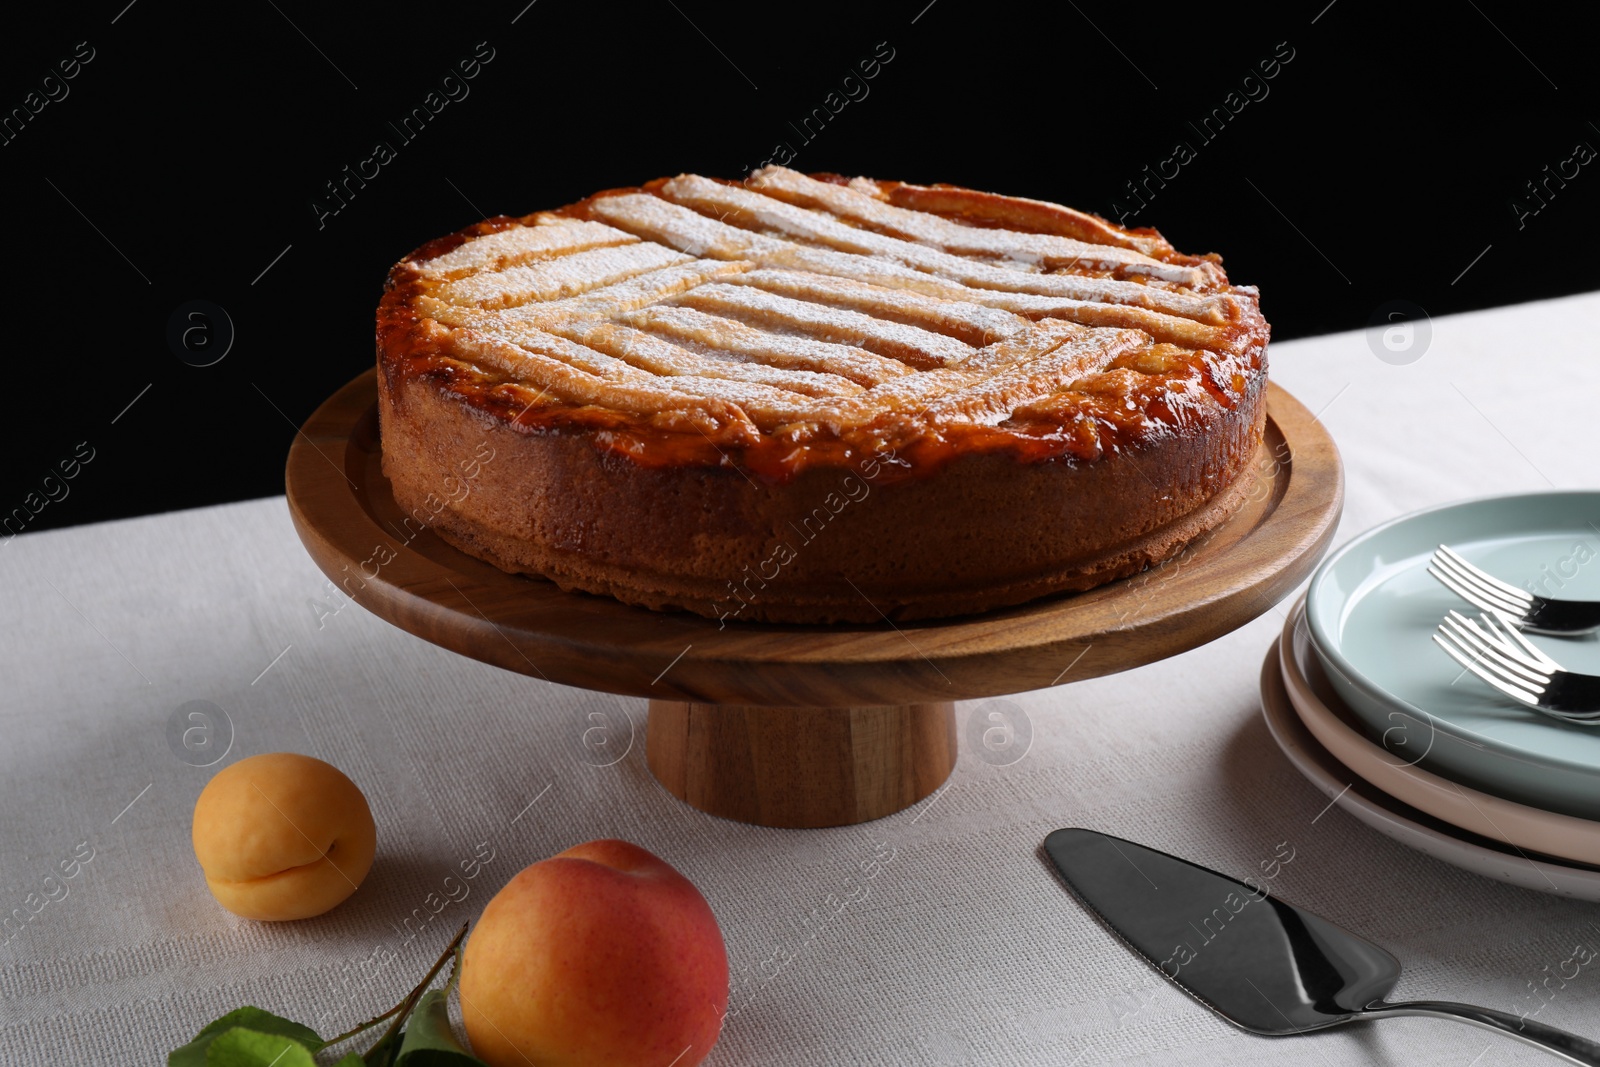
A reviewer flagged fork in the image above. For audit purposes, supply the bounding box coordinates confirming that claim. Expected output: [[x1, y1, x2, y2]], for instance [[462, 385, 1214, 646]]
[[1432, 609, 1600, 722], [1427, 544, 1600, 635]]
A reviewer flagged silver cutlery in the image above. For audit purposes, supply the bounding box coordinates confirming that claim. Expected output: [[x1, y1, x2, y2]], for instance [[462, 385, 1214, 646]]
[[1043, 828, 1600, 1065], [1429, 544, 1600, 635], [1432, 609, 1600, 722]]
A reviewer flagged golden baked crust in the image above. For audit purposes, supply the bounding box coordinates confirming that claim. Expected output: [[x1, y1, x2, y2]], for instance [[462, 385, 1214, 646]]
[[376, 168, 1270, 623]]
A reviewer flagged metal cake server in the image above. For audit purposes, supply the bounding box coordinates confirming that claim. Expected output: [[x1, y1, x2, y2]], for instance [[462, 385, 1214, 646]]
[[1042, 828, 1600, 1064]]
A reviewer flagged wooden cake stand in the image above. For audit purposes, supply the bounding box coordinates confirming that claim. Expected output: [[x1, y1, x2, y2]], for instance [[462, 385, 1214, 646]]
[[286, 372, 1341, 828]]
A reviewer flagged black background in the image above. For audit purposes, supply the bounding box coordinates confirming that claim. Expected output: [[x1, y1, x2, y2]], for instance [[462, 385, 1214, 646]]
[[3, 0, 1595, 536]]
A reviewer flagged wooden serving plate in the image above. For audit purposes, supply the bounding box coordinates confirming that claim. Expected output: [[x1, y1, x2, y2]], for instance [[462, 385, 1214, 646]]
[[287, 372, 1341, 827]]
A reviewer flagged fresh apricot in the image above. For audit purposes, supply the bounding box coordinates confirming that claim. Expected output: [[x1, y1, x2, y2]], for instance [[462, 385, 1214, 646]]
[[460, 839, 728, 1067], [191, 752, 376, 920]]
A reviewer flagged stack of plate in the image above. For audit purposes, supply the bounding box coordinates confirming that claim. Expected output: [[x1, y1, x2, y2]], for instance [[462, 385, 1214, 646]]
[[1262, 491, 1600, 899]]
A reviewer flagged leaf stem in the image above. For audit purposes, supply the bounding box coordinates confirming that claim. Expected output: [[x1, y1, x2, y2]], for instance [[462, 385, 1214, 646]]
[[321, 1001, 405, 1050], [318, 927, 467, 1062], [361, 922, 470, 1062]]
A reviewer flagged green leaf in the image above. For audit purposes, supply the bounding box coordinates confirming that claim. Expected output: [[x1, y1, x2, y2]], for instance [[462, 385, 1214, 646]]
[[205, 1027, 318, 1066], [166, 926, 474, 1067], [392, 989, 490, 1066], [167, 1008, 323, 1066]]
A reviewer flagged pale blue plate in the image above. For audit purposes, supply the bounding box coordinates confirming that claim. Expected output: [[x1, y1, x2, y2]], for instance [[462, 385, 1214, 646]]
[[1305, 492, 1600, 818]]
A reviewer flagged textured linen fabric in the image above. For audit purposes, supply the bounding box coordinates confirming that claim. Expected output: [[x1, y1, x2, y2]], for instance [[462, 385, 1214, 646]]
[[2, 292, 1598, 1065]]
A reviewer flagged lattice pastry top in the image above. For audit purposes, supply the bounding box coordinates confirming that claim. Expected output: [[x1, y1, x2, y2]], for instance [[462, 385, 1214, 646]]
[[378, 167, 1268, 478]]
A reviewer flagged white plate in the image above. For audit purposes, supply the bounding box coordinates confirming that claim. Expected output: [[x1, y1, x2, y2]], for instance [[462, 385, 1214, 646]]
[[1259, 636, 1600, 900], [1280, 598, 1600, 866]]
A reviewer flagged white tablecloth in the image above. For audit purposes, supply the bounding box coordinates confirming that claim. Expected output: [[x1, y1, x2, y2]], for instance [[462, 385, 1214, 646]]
[[3, 292, 1597, 1066]]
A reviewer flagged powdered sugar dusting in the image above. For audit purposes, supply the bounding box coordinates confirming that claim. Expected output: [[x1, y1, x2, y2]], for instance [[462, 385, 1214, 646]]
[[400, 170, 1265, 442], [749, 167, 1198, 283], [415, 218, 635, 279], [438, 243, 689, 309]]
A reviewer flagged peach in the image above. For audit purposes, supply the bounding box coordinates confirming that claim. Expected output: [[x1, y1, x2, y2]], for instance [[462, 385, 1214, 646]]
[[460, 839, 728, 1067], [191, 752, 376, 921]]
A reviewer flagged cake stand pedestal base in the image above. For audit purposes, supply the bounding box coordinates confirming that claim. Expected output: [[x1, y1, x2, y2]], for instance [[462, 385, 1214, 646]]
[[646, 701, 956, 828]]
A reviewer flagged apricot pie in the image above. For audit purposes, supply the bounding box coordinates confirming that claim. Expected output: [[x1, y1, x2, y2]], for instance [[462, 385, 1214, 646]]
[[376, 167, 1270, 623]]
